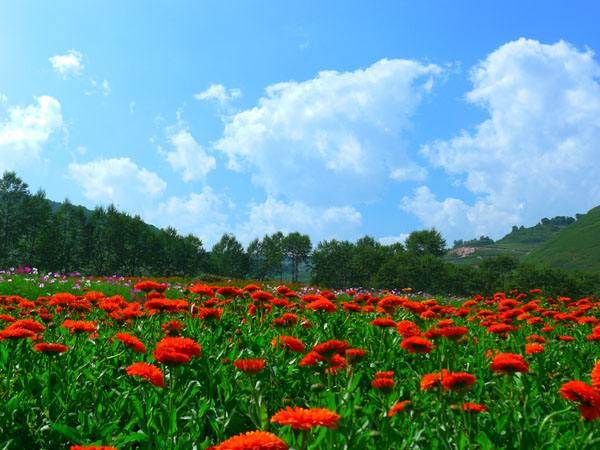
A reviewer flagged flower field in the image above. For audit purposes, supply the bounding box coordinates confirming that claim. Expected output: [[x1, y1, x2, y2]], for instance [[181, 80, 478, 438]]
[[1, 272, 600, 449]]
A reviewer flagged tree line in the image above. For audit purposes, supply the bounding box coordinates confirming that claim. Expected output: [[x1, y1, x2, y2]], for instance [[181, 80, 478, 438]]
[[2, 171, 600, 297]]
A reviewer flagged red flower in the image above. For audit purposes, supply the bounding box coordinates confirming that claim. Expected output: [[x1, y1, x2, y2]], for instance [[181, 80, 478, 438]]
[[312, 340, 350, 357], [396, 320, 421, 338], [441, 372, 477, 392], [400, 336, 434, 354], [306, 298, 337, 313], [114, 332, 147, 354], [525, 343, 544, 355], [33, 343, 69, 354], [70, 446, 118, 450], [198, 308, 223, 321], [271, 406, 340, 430], [211, 430, 288, 450], [234, 359, 265, 375], [440, 326, 468, 341], [153, 336, 201, 365], [490, 353, 529, 374], [560, 380, 600, 421], [591, 361, 600, 392], [420, 371, 447, 391], [371, 318, 396, 328], [371, 377, 396, 393], [61, 320, 97, 334], [126, 362, 164, 387], [134, 280, 168, 292], [345, 348, 366, 362], [0, 327, 36, 340], [299, 351, 327, 367], [272, 336, 305, 353], [388, 400, 411, 417], [452, 403, 487, 413], [8, 319, 46, 333]]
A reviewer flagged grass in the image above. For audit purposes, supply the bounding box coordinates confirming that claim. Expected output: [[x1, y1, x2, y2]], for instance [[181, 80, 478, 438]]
[[0, 272, 599, 449]]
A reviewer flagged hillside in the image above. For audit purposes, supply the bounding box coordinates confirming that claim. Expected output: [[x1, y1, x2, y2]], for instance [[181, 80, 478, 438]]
[[525, 205, 600, 271], [445, 216, 576, 266]]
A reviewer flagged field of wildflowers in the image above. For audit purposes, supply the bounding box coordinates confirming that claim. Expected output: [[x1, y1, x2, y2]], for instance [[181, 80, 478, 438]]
[[0, 269, 599, 449]]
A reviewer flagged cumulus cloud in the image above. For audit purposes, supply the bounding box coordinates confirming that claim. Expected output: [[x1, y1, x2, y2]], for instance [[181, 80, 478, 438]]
[[68, 157, 166, 212], [160, 123, 216, 182], [194, 84, 241, 106], [214, 59, 441, 205], [0, 95, 63, 172], [403, 38, 600, 241], [154, 188, 230, 246], [235, 197, 362, 245], [49, 50, 84, 79]]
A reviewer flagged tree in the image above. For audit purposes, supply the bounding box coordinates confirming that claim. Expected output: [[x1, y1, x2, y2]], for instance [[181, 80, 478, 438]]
[[405, 229, 446, 257], [210, 233, 248, 278], [311, 239, 355, 288], [0, 172, 31, 266], [283, 232, 312, 282], [262, 232, 285, 280]]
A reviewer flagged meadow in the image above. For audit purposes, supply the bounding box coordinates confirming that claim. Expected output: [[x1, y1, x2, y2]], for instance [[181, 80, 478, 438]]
[[0, 269, 599, 449]]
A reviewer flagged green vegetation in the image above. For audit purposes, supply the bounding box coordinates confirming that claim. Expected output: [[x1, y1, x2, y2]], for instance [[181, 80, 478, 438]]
[[446, 216, 580, 267], [526, 206, 600, 271]]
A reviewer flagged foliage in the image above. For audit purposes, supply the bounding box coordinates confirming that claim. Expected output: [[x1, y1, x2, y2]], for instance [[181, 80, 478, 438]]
[[1, 276, 600, 449]]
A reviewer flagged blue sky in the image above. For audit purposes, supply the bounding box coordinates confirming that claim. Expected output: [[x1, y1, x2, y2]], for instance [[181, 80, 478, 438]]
[[2, 1, 600, 247]]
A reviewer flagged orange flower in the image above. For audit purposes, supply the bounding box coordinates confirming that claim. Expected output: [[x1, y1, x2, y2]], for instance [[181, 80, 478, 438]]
[[272, 336, 305, 353], [234, 359, 265, 375], [126, 362, 164, 387], [211, 430, 288, 450], [114, 332, 147, 354], [388, 400, 411, 417], [490, 353, 529, 374], [559, 380, 600, 421], [271, 406, 340, 430], [33, 343, 68, 354], [400, 336, 434, 354], [420, 371, 448, 391]]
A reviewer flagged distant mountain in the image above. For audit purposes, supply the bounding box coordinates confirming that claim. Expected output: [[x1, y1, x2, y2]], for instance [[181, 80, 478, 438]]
[[525, 205, 600, 271], [445, 215, 579, 267]]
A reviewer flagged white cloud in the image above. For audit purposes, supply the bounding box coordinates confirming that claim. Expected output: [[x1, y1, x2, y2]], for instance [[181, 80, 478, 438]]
[[154, 188, 229, 246], [194, 84, 241, 106], [214, 58, 441, 205], [405, 39, 600, 241], [0, 93, 7, 105], [129, 101, 136, 114], [68, 157, 166, 212], [379, 234, 409, 246], [161, 124, 216, 182], [0, 95, 63, 172], [49, 50, 84, 79], [390, 163, 428, 182], [86, 78, 111, 96], [235, 197, 362, 245]]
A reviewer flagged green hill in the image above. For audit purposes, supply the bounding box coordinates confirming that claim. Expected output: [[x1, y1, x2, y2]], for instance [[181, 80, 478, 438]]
[[524, 205, 600, 271], [445, 216, 575, 266]]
